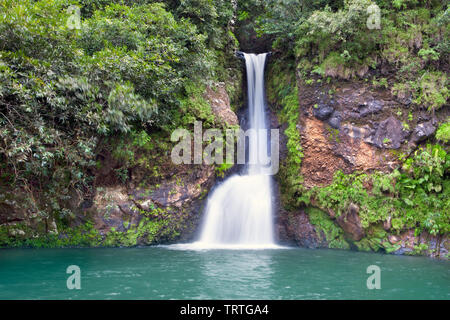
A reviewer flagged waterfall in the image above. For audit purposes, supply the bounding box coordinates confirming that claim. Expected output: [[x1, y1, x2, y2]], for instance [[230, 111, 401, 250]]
[[188, 53, 277, 249]]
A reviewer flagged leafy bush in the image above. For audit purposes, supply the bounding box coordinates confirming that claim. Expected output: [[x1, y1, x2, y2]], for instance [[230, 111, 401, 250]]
[[295, 0, 379, 77], [266, 60, 305, 208], [436, 121, 450, 143], [414, 71, 449, 111]]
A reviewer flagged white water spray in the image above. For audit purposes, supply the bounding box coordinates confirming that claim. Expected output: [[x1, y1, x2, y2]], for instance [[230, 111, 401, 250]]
[[183, 53, 277, 250]]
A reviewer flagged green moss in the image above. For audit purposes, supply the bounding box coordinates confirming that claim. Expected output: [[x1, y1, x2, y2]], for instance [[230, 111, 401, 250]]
[[0, 202, 185, 248], [327, 127, 341, 144], [177, 81, 215, 128], [102, 205, 183, 247], [354, 238, 380, 252], [384, 242, 402, 254], [0, 221, 102, 248], [414, 71, 448, 111], [354, 225, 401, 253], [227, 30, 239, 48], [436, 121, 450, 143], [306, 207, 350, 249], [215, 162, 233, 178], [267, 60, 306, 209], [405, 243, 429, 256]]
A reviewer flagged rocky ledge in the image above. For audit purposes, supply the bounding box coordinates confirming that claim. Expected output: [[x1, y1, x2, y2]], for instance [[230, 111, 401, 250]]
[[274, 74, 448, 259]]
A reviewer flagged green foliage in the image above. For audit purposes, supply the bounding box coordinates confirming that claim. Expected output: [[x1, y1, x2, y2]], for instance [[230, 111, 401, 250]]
[[372, 77, 388, 89], [406, 243, 429, 256], [254, 0, 307, 41], [215, 162, 233, 178], [414, 71, 449, 111], [391, 81, 414, 101], [180, 0, 234, 47], [267, 60, 305, 209], [103, 204, 183, 246], [402, 144, 447, 192], [239, 0, 449, 114], [436, 121, 450, 143], [78, 2, 215, 126], [0, 220, 102, 248], [0, 206, 183, 248], [176, 81, 215, 128], [253, 0, 344, 51], [295, 0, 379, 77], [306, 207, 350, 249], [109, 129, 173, 185], [103, 217, 169, 247], [327, 127, 341, 143], [238, 10, 249, 21], [418, 48, 440, 62], [353, 226, 401, 253], [0, 0, 204, 176], [289, 0, 448, 113]]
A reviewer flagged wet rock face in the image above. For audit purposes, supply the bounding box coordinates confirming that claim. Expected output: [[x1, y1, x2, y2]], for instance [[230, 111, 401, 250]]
[[412, 121, 436, 143], [300, 118, 349, 187], [350, 99, 384, 118], [312, 101, 343, 129], [368, 116, 410, 149], [0, 199, 26, 225], [274, 72, 449, 258], [391, 230, 449, 259], [87, 164, 216, 243], [328, 111, 341, 129], [295, 79, 446, 187], [297, 83, 398, 187], [276, 209, 327, 248], [204, 83, 238, 126], [335, 203, 364, 241], [313, 103, 334, 121]]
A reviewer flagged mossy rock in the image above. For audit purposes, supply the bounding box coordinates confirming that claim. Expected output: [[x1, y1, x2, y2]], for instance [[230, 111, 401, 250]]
[[306, 207, 350, 249]]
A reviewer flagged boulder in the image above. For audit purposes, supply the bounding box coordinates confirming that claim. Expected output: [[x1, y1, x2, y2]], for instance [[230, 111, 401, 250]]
[[336, 203, 364, 241], [370, 116, 408, 149], [8, 228, 25, 237], [313, 103, 334, 121], [204, 83, 238, 126], [411, 121, 436, 143], [327, 111, 341, 129], [388, 235, 400, 244], [287, 211, 326, 248], [358, 99, 384, 117]]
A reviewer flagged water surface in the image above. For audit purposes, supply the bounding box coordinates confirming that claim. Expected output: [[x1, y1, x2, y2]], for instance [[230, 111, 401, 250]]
[[0, 247, 448, 299]]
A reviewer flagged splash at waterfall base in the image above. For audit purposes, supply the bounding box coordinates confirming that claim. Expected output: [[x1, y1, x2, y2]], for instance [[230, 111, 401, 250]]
[[174, 171, 283, 250]]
